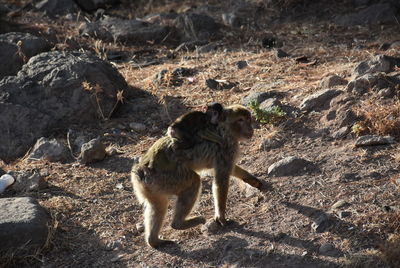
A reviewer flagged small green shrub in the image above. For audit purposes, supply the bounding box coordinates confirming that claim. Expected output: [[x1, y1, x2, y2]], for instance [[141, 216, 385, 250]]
[[248, 101, 286, 125]]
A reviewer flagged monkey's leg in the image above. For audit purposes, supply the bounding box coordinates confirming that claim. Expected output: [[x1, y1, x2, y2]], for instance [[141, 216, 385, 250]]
[[232, 165, 263, 189], [198, 129, 224, 145], [212, 170, 231, 226], [144, 193, 174, 248], [171, 172, 206, 230]]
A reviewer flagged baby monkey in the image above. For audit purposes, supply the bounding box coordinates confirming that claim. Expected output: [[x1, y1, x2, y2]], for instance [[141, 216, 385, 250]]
[[167, 102, 226, 149]]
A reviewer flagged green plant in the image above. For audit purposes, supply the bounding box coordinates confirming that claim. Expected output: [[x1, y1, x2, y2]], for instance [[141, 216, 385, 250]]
[[248, 101, 286, 125], [351, 123, 363, 136]]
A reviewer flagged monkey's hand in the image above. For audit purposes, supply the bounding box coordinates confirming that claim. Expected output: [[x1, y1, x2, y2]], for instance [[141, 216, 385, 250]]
[[232, 165, 263, 190]]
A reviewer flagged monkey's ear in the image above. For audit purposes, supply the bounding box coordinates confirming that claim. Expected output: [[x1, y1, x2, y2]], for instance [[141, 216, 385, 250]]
[[201, 104, 209, 113]]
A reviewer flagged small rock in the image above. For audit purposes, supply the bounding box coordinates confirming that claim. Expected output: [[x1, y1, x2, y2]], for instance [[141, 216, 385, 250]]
[[259, 138, 283, 151], [0, 197, 50, 255], [0, 174, 15, 194], [318, 243, 339, 256], [353, 55, 400, 77], [196, 43, 217, 53], [268, 156, 314, 177], [10, 170, 47, 192], [241, 91, 278, 106], [355, 135, 395, 147], [236, 60, 248, 69], [337, 211, 351, 219], [115, 183, 124, 190], [274, 48, 289, 58], [259, 98, 282, 110], [201, 220, 220, 235], [311, 214, 331, 233], [331, 200, 349, 210], [331, 126, 350, 139], [129, 122, 146, 132], [320, 75, 347, 89], [136, 222, 144, 233], [300, 89, 343, 112], [79, 138, 106, 164], [28, 137, 69, 162]]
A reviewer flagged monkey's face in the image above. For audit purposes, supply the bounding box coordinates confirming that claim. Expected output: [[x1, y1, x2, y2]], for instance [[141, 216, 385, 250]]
[[226, 105, 254, 140]]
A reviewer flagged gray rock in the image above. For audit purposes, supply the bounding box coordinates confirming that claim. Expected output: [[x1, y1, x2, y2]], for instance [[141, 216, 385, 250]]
[[268, 156, 314, 177], [355, 135, 395, 147], [259, 98, 282, 110], [353, 55, 400, 77], [378, 87, 394, 98], [320, 75, 347, 89], [274, 48, 289, 58], [0, 32, 51, 59], [35, 0, 79, 16], [28, 137, 69, 162], [300, 89, 343, 112], [241, 91, 278, 106], [0, 41, 23, 80], [346, 73, 379, 94], [331, 126, 350, 139], [311, 214, 331, 233], [129, 122, 146, 132], [174, 12, 219, 42], [79, 16, 171, 45], [319, 243, 339, 256], [9, 169, 47, 192], [79, 138, 106, 164], [0, 197, 50, 255], [259, 138, 283, 151], [196, 43, 217, 53], [75, 0, 118, 12], [335, 3, 398, 26], [0, 51, 128, 161], [0, 32, 50, 80]]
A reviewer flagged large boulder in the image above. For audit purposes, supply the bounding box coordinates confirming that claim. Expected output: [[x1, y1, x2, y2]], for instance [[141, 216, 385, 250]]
[[174, 12, 220, 42], [0, 32, 51, 80], [35, 0, 80, 16], [335, 3, 399, 26], [79, 16, 172, 44], [74, 0, 119, 12], [0, 51, 128, 161], [0, 197, 50, 256]]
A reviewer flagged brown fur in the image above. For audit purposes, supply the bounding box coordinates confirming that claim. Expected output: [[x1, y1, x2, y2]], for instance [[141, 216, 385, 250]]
[[131, 104, 262, 248]]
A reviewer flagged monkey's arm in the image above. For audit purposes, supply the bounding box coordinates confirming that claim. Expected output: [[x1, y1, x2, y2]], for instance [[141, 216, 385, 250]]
[[232, 165, 263, 189], [197, 128, 224, 145]]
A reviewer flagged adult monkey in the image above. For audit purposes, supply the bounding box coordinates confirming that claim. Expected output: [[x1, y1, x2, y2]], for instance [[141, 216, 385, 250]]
[[131, 104, 263, 248]]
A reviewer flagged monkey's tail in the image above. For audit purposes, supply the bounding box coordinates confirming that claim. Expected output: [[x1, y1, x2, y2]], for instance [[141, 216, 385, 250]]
[[131, 169, 147, 205]]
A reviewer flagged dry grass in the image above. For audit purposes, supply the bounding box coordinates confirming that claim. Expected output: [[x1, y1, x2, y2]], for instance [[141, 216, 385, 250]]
[[354, 99, 400, 138]]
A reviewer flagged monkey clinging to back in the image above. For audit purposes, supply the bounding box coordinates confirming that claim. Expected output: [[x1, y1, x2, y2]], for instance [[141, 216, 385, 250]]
[[167, 102, 226, 149]]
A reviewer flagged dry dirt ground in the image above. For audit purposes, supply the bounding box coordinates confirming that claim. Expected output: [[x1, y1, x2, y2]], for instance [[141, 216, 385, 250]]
[[1, 1, 400, 267]]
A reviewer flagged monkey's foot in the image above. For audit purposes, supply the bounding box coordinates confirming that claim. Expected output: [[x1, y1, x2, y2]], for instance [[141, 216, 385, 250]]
[[171, 216, 206, 230], [148, 238, 175, 249]]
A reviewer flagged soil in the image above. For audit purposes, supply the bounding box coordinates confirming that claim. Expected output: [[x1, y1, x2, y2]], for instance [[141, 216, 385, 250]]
[[1, 1, 399, 267]]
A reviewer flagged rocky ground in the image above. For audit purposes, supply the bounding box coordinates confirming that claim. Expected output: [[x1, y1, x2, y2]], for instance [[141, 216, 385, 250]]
[[0, 0, 399, 267]]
